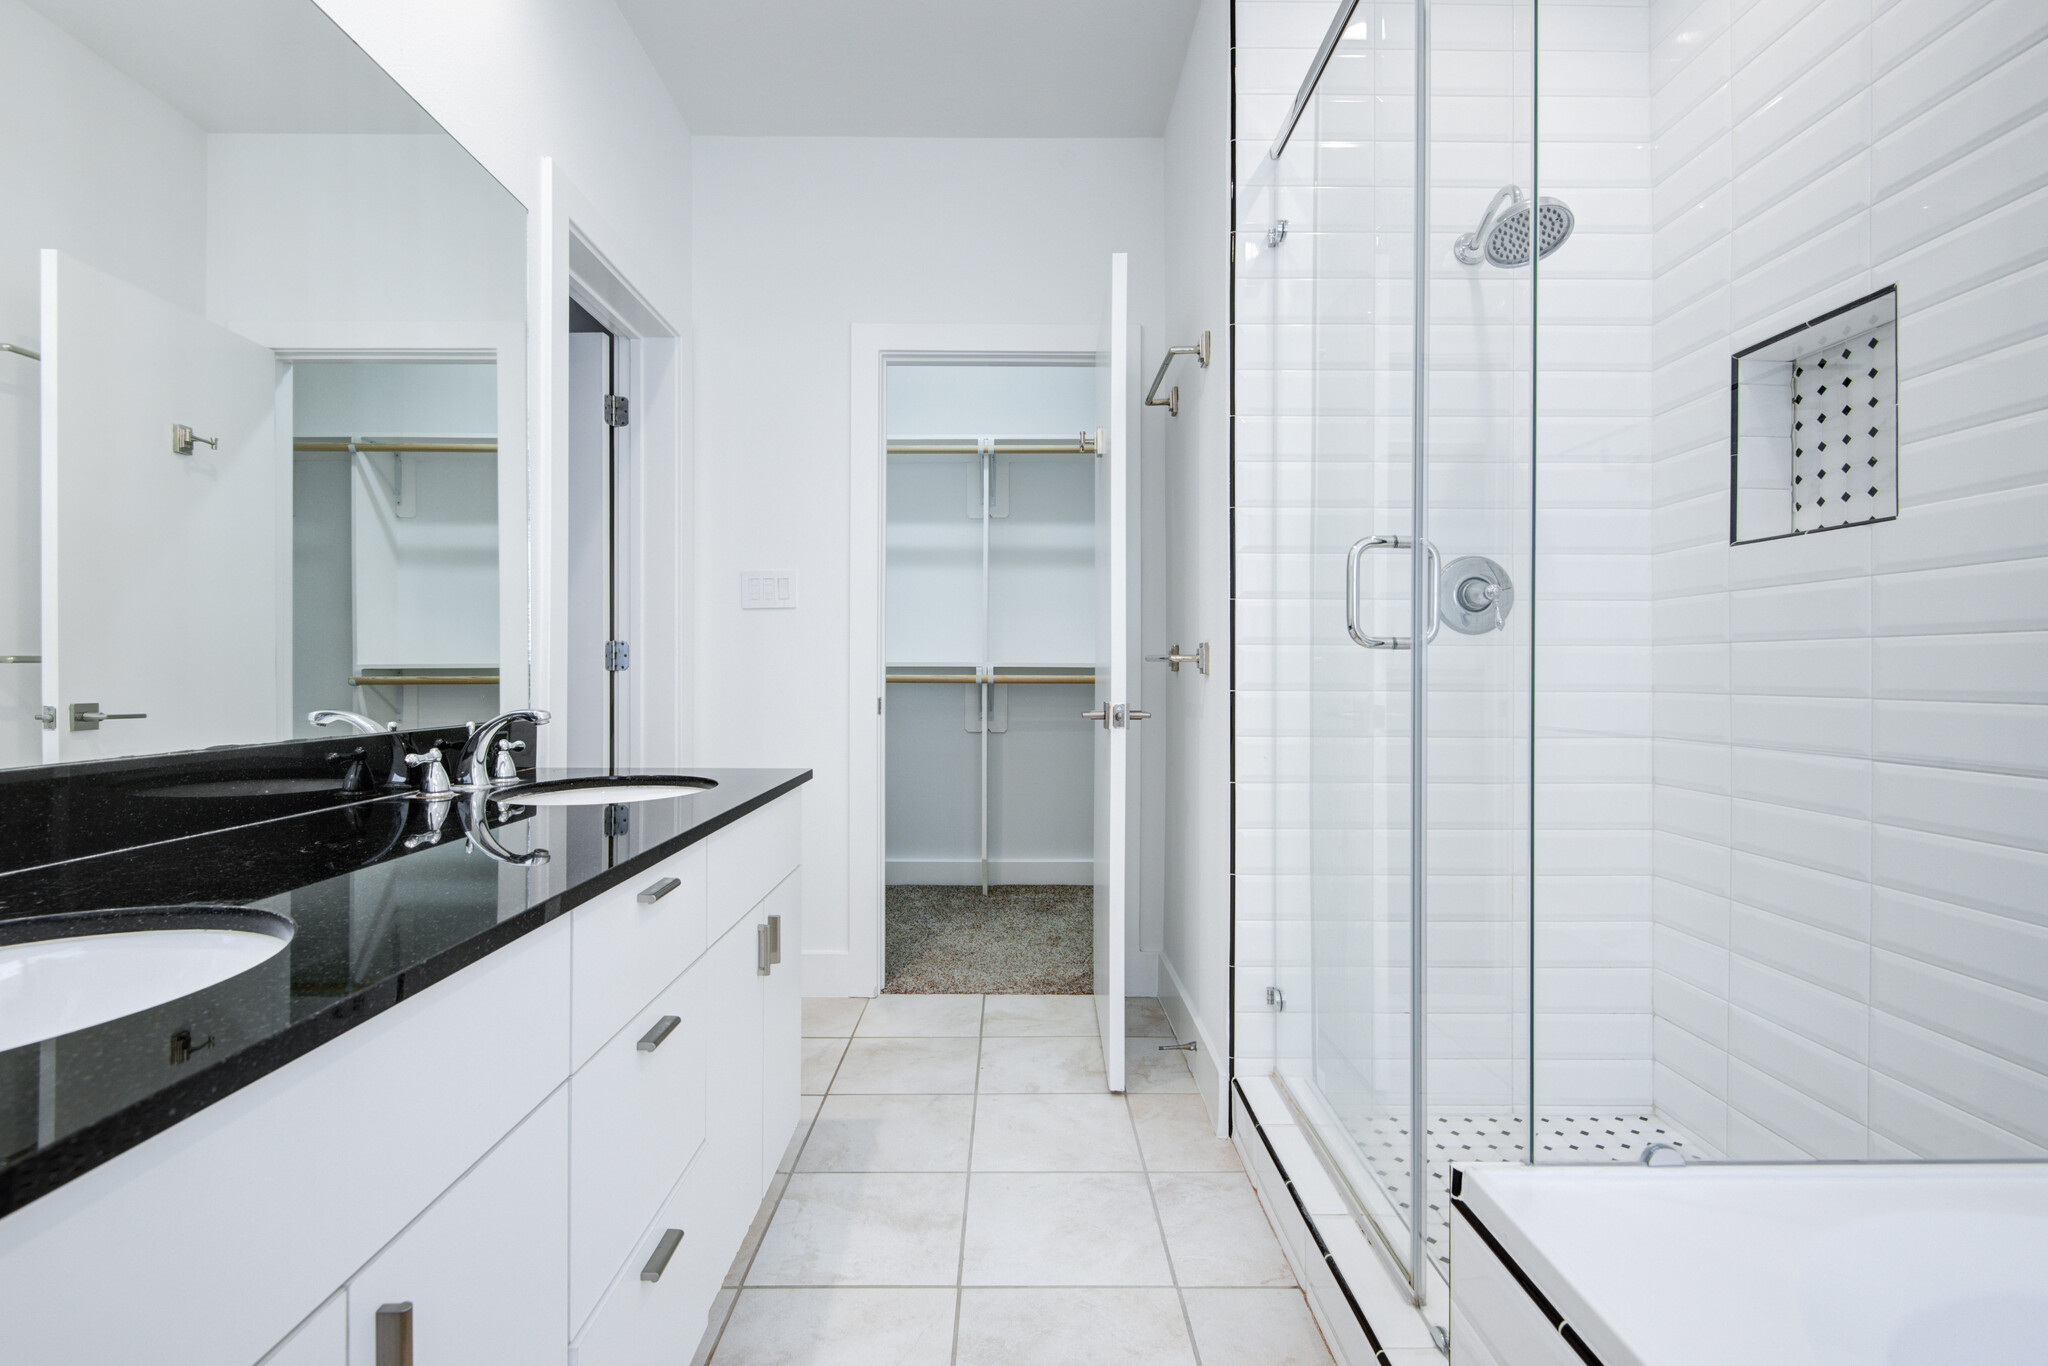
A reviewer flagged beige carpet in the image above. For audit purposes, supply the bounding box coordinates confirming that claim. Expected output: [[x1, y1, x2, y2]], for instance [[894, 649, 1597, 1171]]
[[884, 884, 1092, 994]]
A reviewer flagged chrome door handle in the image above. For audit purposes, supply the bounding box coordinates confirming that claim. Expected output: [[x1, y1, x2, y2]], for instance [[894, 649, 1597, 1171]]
[[637, 1014, 681, 1052], [1127, 710, 1151, 721], [1423, 539, 1443, 644], [1345, 536, 1440, 649], [638, 876, 681, 905], [67, 702, 146, 731], [375, 1303, 413, 1366], [1082, 706, 1109, 728], [757, 923, 771, 976], [767, 914, 783, 964], [1346, 536, 1408, 648], [641, 1228, 684, 1282]]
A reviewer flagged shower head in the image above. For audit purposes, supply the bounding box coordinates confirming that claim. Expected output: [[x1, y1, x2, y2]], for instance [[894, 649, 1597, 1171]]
[[1453, 186, 1575, 267]]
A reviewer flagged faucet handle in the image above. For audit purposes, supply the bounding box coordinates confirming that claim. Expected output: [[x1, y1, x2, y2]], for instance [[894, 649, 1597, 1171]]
[[405, 746, 452, 796], [492, 737, 527, 782]]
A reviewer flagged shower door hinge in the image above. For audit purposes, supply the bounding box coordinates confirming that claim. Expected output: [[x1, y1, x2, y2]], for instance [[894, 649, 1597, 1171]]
[[1266, 986, 1285, 1011], [603, 394, 629, 427], [605, 640, 630, 671], [604, 804, 630, 838]]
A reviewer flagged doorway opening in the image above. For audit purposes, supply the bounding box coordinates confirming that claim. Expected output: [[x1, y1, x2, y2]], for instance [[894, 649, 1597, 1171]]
[[880, 359, 1099, 995], [567, 298, 626, 771]]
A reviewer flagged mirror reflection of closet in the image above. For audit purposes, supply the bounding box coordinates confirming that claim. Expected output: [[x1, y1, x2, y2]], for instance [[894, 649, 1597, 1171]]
[[0, 0, 525, 768], [883, 361, 1097, 896], [291, 361, 500, 734]]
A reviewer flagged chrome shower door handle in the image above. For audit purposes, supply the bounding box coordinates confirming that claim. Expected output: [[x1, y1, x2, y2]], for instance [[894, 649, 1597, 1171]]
[[1346, 535, 1412, 649], [1423, 539, 1443, 644]]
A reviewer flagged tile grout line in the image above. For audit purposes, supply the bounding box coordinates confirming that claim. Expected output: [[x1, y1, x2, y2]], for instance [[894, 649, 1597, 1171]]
[[1129, 1077, 1207, 1366], [950, 995, 987, 1366]]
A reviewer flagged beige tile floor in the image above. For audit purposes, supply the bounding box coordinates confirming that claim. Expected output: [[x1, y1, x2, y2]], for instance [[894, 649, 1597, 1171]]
[[696, 995, 1337, 1366]]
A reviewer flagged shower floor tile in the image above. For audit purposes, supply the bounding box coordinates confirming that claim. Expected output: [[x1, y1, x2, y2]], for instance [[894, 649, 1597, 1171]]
[[1342, 1108, 1714, 1279]]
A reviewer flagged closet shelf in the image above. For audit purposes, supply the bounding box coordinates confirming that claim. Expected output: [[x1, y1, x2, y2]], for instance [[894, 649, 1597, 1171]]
[[887, 434, 1095, 456], [887, 673, 1094, 685]]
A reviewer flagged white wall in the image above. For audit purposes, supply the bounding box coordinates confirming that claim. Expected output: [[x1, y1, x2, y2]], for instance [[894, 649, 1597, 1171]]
[[1648, 0, 2048, 1160], [691, 136, 1169, 997], [314, 0, 693, 322], [0, 0, 207, 768], [1159, 0, 1236, 1121], [205, 134, 524, 349]]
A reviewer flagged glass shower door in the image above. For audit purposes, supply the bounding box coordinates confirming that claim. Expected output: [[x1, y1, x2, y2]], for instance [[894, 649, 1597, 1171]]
[[1273, 0, 1538, 1300]]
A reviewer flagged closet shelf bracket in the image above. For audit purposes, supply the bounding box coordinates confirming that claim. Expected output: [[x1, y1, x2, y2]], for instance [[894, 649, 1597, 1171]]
[[1144, 331, 1212, 417]]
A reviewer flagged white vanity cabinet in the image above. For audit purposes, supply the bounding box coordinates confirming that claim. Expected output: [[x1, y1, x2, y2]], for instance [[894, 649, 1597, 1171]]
[[0, 787, 805, 1366], [570, 807, 804, 1362]]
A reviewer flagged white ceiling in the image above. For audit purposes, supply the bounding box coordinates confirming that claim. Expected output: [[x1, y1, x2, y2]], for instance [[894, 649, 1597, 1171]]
[[25, 0, 440, 134], [615, 0, 1203, 137]]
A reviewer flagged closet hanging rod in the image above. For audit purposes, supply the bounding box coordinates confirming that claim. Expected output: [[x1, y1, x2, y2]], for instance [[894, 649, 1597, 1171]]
[[296, 438, 497, 454], [887, 434, 1096, 456], [349, 674, 500, 687], [1144, 332, 1212, 417], [886, 673, 1095, 685], [1, 343, 38, 362]]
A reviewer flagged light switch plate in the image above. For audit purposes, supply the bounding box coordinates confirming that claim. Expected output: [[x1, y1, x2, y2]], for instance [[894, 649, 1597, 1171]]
[[741, 571, 797, 609]]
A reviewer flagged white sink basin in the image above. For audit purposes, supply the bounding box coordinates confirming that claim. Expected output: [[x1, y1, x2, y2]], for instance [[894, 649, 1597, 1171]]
[[0, 909, 293, 1053], [493, 777, 716, 808]]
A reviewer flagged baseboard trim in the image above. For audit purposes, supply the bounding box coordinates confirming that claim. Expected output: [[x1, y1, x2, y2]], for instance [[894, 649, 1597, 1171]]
[[1159, 954, 1225, 1132], [885, 860, 1091, 885]]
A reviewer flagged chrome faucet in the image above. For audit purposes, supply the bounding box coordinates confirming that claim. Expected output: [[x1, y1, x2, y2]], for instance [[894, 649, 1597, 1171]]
[[308, 710, 407, 787], [455, 710, 551, 791], [458, 790, 550, 866]]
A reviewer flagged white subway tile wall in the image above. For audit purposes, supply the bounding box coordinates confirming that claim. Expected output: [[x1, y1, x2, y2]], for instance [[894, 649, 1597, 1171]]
[[1238, 0, 2048, 1168], [1649, 0, 2048, 1159]]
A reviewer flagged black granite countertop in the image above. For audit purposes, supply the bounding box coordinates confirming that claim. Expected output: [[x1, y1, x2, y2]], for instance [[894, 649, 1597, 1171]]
[[0, 766, 810, 1218]]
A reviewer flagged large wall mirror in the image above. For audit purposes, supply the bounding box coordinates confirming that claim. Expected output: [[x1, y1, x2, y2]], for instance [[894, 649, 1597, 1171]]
[[0, 0, 526, 769]]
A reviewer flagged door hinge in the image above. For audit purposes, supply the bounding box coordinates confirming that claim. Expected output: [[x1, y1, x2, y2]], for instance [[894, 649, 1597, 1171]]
[[604, 803, 630, 837], [603, 394, 629, 427], [605, 640, 630, 671]]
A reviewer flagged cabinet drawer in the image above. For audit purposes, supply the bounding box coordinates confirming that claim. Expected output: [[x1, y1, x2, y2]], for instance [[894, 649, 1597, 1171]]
[[347, 1088, 568, 1366], [706, 792, 800, 940], [572, 842, 707, 1068], [570, 1147, 730, 1366], [569, 960, 711, 1333]]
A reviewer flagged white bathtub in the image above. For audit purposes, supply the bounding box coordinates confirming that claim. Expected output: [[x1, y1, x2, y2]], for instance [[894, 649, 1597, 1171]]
[[1448, 1161, 2048, 1366]]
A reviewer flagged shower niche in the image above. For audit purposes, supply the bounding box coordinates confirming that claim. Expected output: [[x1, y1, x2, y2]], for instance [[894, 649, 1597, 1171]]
[[1731, 286, 1898, 543]]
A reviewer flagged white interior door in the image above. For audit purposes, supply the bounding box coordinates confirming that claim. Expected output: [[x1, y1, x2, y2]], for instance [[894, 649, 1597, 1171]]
[[40, 251, 280, 762], [1092, 254, 1138, 1092]]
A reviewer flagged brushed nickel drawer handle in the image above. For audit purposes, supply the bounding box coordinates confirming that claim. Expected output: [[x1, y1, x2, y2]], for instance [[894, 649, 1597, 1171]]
[[638, 876, 681, 905], [767, 913, 782, 964], [376, 1302, 413, 1366], [757, 924, 770, 976], [638, 1015, 681, 1052], [642, 1228, 684, 1282]]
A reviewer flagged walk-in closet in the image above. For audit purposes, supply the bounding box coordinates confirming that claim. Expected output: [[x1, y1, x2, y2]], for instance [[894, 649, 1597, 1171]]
[[882, 360, 1098, 993]]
